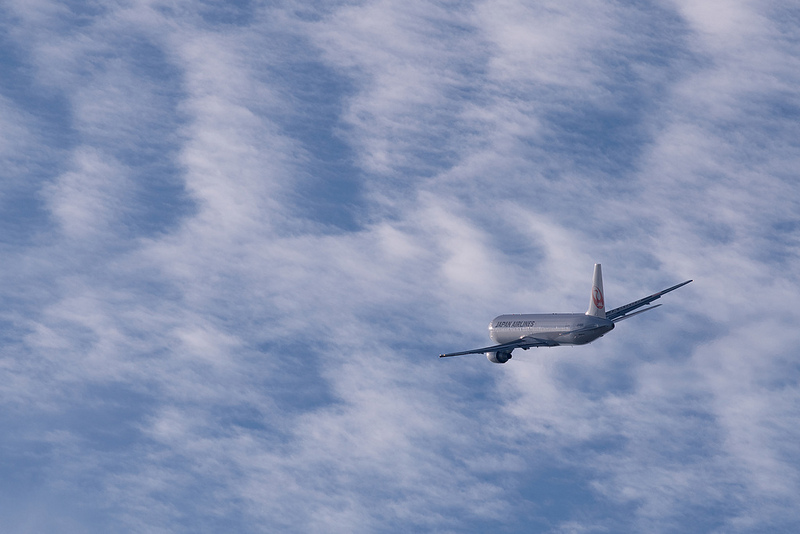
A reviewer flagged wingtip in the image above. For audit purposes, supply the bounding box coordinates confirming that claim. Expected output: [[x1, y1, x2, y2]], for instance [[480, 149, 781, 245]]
[[664, 279, 693, 293]]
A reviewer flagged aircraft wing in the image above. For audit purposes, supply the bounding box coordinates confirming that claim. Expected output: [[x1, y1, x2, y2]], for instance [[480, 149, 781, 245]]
[[606, 279, 692, 322], [439, 336, 552, 358]]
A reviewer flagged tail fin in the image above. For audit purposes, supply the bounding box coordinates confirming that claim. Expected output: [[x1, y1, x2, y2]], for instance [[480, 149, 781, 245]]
[[586, 264, 606, 318]]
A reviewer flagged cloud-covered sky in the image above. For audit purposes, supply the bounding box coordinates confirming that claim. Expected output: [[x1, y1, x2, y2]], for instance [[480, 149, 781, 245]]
[[1, 0, 799, 532]]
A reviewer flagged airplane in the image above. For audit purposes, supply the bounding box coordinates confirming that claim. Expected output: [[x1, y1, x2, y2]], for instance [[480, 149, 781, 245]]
[[440, 264, 692, 363]]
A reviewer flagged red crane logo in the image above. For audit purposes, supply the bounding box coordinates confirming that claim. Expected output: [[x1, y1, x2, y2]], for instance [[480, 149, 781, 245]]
[[592, 286, 604, 309]]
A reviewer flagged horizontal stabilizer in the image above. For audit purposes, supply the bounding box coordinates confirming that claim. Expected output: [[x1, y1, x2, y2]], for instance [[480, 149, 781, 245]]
[[611, 304, 661, 322]]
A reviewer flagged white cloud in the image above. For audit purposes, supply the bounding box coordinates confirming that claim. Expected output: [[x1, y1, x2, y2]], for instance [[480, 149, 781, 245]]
[[42, 147, 132, 238], [1, 0, 800, 532]]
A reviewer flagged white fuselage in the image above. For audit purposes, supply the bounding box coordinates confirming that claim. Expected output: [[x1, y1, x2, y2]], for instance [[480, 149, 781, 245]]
[[489, 313, 614, 346]]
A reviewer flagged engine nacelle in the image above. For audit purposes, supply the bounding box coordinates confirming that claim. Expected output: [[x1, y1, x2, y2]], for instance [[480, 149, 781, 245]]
[[486, 351, 512, 364]]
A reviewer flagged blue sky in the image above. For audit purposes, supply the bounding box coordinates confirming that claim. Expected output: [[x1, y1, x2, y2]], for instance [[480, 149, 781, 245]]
[[1, 0, 799, 532]]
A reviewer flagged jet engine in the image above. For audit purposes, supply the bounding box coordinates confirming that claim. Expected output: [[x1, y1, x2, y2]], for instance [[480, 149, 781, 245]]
[[486, 351, 512, 364]]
